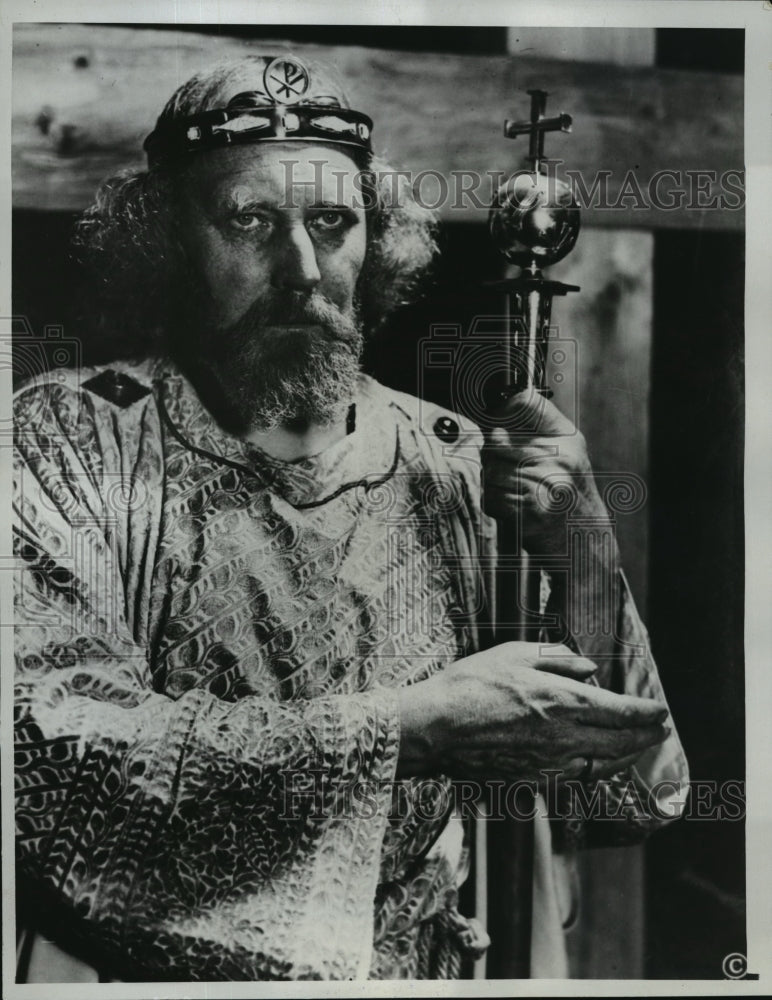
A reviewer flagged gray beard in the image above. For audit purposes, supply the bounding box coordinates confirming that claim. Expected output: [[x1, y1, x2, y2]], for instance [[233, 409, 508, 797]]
[[191, 290, 364, 433]]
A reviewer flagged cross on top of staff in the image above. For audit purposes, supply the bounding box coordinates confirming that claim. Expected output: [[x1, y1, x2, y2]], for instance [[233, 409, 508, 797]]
[[504, 89, 573, 170]]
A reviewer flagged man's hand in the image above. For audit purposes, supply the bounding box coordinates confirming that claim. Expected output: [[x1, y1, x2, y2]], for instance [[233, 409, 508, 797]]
[[396, 642, 669, 783], [481, 389, 612, 555]]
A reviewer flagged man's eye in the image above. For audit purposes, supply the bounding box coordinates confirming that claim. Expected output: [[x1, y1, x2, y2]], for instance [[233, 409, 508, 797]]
[[309, 211, 347, 232], [231, 213, 269, 232]]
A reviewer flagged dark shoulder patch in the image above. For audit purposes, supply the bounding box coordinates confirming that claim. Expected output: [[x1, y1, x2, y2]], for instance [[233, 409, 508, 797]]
[[82, 369, 151, 408]]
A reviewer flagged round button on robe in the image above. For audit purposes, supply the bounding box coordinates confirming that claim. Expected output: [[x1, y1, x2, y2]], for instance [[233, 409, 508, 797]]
[[433, 416, 460, 443]]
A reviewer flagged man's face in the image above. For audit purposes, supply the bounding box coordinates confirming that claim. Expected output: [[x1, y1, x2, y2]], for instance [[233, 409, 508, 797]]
[[176, 142, 368, 431], [181, 141, 367, 327]]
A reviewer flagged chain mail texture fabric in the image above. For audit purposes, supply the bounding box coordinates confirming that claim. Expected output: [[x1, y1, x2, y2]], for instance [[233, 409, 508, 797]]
[[14, 358, 688, 981]]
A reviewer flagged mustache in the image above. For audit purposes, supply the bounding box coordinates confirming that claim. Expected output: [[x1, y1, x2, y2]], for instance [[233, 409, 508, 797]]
[[220, 290, 361, 346], [265, 291, 350, 326]]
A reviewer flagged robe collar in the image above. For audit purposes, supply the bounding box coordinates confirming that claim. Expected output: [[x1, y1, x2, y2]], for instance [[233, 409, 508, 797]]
[[153, 358, 400, 508]]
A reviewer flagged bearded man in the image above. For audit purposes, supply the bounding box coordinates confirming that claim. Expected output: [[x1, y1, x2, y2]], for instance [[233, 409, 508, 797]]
[[13, 54, 688, 982]]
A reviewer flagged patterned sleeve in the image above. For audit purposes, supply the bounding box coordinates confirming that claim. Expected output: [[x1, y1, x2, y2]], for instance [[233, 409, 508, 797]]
[[13, 381, 400, 981], [543, 540, 691, 844], [417, 399, 690, 843]]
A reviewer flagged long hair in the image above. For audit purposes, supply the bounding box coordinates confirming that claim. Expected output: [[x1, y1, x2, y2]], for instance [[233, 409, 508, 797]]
[[73, 59, 439, 360]]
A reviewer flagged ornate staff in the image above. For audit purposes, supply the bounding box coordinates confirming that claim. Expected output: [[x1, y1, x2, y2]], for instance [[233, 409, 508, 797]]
[[489, 89, 580, 412], [483, 89, 581, 979]]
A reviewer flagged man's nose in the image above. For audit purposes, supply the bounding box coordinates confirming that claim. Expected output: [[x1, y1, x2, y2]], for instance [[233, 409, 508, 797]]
[[271, 224, 321, 292]]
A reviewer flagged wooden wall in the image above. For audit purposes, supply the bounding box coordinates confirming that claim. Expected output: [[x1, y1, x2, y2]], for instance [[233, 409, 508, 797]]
[[13, 24, 742, 230]]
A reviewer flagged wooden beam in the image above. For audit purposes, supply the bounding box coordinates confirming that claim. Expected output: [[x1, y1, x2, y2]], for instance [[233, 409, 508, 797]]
[[12, 24, 743, 230]]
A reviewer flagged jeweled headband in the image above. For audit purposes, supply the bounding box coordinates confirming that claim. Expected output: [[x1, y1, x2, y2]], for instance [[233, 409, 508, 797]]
[[144, 55, 373, 167]]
